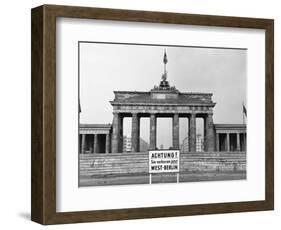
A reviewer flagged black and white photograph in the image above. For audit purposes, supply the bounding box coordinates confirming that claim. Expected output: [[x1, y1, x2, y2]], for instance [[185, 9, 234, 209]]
[[78, 42, 247, 187]]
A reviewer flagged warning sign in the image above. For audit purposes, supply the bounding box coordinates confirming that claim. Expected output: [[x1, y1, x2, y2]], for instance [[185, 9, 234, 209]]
[[149, 150, 180, 173]]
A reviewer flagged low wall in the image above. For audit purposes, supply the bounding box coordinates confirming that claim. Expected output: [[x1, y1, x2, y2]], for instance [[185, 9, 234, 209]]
[[79, 152, 246, 178]]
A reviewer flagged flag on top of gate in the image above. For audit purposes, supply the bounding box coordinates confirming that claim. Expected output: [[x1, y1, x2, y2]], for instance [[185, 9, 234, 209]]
[[243, 104, 247, 117], [163, 50, 168, 64]]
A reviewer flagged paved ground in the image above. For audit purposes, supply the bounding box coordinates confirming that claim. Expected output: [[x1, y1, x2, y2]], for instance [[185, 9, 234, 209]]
[[79, 171, 246, 187]]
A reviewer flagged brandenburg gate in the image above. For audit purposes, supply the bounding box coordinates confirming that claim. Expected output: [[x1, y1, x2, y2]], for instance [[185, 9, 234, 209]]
[[110, 51, 216, 153]]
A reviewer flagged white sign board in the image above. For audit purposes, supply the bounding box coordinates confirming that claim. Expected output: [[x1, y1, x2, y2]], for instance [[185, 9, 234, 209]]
[[149, 150, 180, 173]]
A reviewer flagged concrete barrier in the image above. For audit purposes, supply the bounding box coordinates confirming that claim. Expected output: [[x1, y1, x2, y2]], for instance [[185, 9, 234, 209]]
[[80, 151, 246, 177]]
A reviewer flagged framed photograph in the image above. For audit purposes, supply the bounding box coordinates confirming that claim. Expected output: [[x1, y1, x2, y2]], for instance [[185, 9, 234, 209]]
[[31, 4, 274, 224]]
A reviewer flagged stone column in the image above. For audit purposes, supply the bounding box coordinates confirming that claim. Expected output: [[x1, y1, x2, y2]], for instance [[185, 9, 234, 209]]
[[112, 113, 120, 153], [216, 133, 220, 152], [94, 134, 98, 153], [131, 113, 140, 152], [81, 134, 86, 154], [118, 116, 124, 153], [226, 133, 230, 152], [203, 116, 207, 151], [91, 135, 95, 153], [105, 133, 110, 153], [206, 113, 215, 152], [172, 113, 179, 149], [244, 133, 247, 151], [150, 113, 157, 149], [237, 133, 241, 151], [189, 113, 196, 152]]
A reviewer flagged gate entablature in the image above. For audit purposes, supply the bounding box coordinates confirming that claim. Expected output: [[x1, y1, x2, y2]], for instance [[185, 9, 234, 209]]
[[110, 91, 216, 115]]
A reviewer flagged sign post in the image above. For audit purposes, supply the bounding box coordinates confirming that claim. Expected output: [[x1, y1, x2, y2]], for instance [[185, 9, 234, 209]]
[[149, 149, 180, 184]]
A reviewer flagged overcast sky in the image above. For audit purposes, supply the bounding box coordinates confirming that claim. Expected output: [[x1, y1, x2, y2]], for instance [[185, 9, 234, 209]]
[[79, 42, 246, 148]]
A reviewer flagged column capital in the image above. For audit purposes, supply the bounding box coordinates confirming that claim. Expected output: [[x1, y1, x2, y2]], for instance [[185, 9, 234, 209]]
[[190, 112, 196, 118], [203, 112, 213, 118]]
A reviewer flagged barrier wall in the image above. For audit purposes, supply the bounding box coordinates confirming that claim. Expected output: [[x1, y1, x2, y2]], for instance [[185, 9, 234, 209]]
[[79, 152, 246, 178]]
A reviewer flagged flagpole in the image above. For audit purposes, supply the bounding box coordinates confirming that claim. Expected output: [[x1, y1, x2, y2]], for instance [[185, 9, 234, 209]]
[[242, 101, 244, 125]]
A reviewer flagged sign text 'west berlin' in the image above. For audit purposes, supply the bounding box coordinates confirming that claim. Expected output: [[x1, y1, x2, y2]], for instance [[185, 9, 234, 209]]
[[149, 150, 180, 173]]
